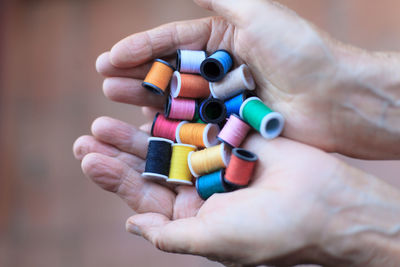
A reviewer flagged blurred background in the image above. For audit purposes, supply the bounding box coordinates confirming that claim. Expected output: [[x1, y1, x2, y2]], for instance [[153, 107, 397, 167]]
[[0, 0, 399, 266]]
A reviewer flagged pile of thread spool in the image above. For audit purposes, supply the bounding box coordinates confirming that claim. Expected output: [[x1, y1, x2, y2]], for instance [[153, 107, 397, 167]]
[[141, 49, 285, 200]]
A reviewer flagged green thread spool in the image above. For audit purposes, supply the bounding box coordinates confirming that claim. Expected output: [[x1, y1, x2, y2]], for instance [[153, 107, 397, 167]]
[[239, 97, 284, 139]]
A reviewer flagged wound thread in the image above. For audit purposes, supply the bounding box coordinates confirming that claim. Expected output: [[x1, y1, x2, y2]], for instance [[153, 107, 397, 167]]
[[210, 64, 256, 100], [218, 114, 251, 147], [196, 170, 233, 200], [142, 59, 174, 95], [168, 143, 196, 185], [224, 148, 258, 186], [151, 113, 180, 141], [239, 97, 285, 139], [225, 90, 256, 116], [176, 49, 207, 74], [170, 71, 210, 98], [165, 95, 198, 121], [199, 98, 227, 124], [176, 121, 220, 148], [200, 49, 233, 82], [188, 143, 231, 177], [142, 137, 173, 180]]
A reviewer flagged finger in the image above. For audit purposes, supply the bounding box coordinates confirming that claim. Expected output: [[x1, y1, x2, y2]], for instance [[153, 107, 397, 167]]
[[103, 77, 165, 108], [73, 135, 145, 173], [91, 116, 149, 159], [142, 106, 162, 120], [96, 52, 152, 79], [139, 122, 153, 134], [110, 18, 212, 68], [126, 213, 211, 255], [81, 153, 175, 217]]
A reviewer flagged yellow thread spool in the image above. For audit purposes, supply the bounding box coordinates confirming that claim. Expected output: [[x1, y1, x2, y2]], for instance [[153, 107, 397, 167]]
[[188, 143, 231, 177], [168, 143, 197, 185], [175, 121, 220, 148], [142, 59, 174, 95]]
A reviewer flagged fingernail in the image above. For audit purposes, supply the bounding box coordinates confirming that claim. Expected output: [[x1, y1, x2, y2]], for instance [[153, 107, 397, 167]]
[[126, 220, 142, 236]]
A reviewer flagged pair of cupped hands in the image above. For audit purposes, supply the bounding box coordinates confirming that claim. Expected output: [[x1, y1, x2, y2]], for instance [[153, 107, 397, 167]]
[[73, 0, 400, 266]]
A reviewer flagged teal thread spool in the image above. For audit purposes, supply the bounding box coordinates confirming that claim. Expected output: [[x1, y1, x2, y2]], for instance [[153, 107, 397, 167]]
[[239, 97, 285, 139], [196, 170, 232, 200]]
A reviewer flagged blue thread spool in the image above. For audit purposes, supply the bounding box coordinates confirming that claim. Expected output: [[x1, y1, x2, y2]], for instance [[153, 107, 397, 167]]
[[196, 170, 234, 200], [199, 98, 227, 124], [200, 50, 233, 82], [224, 90, 256, 116], [142, 137, 173, 180]]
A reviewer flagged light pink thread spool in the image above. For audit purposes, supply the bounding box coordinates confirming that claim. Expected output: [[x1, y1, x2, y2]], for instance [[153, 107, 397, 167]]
[[165, 95, 197, 121], [151, 113, 180, 141], [209, 64, 256, 100], [217, 114, 251, 147]]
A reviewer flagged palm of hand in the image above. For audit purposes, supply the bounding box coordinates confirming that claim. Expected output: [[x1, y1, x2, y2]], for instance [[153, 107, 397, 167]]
[[73, 1, 345, 264]]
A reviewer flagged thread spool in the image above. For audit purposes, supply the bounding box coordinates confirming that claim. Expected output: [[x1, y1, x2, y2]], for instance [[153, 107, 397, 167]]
[[170, 71, 210, 98], [168, 143, 197, 185], [151, 113, 180, 141], [199, 98, 227, 124], [196, 170, 233, 200], [165, 95, 198, 121], [225, 90, 256, 116], [188, 143, 231, 177], [142, 59, 174, 95], [218, 114, 251, 147], [142, 137, 173, 180], [200, 50, 233, 82], [176, 49, 207, 74], [176, 121, 220, 148], [209, 65, 256, 100], [239, 97, 285, 139], [224, 148, 258, 186]]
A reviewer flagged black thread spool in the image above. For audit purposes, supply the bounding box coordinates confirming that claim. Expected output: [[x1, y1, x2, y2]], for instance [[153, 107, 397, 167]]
[[142, 137, 174, 181], [199, 98, 227, 124], [200, 49, 233, 82]]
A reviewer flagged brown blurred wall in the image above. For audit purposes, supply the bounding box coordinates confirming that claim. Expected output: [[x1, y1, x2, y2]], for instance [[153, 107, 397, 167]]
[[0, 1, 399, 267]]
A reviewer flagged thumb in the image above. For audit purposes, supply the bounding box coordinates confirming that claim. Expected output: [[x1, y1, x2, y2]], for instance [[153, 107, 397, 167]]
[[126, 213, 211, 255]]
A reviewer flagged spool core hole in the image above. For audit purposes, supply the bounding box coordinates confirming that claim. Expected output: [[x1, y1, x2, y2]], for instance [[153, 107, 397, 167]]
[[266, 118, 280, 134], [204, 62, 221, 79], [205, 102, 222, 120], [236, 149, 253, 159]]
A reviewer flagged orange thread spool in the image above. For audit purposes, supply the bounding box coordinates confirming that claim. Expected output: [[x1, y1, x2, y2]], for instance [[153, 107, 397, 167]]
[[224, 148, 258, 186], [170, 71, 210, 98], [142, 59, 174, 95], [176, 121, 220, 148]]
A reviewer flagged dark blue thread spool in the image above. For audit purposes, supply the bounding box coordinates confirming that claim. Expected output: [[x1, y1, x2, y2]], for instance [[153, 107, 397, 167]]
[[196, 169, 234, 200], [200, 50, 233, 82], [142, 137, 174, 180], [224, 90, 256, 116], [199, 98, 227, 124]]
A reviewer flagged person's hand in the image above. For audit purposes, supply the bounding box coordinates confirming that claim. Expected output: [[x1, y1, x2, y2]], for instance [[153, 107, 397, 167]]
[[95, 0, 400, 159], [73, 117, 400, 266]]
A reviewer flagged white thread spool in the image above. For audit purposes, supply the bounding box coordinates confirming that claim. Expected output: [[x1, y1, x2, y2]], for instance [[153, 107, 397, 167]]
[[209, 64, 256, 100], [177, 50, 207, 74]]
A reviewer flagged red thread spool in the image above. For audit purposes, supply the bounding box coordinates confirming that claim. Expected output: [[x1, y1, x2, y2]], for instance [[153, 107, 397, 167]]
[[170, 71, 210, 98], [224, 148, 258, 186], [151, 113, 180, 141]]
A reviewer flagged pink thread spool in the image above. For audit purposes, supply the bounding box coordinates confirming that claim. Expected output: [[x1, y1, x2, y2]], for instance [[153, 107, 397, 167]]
[[209, 64, 256, 100], [218, 114, 251, 147], [176, 49, 207, 74], [165, 95, 198, 121], [151, 113, 180, 142]]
